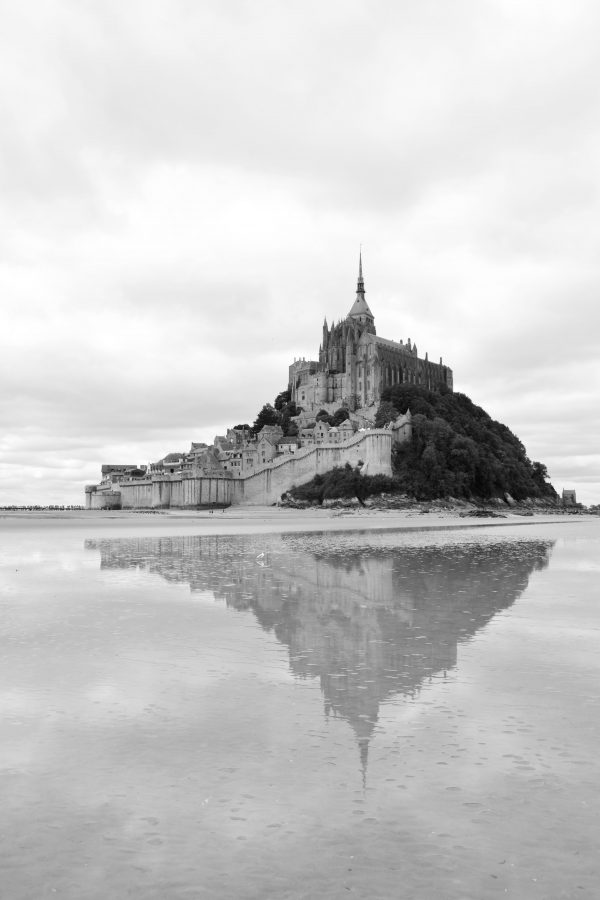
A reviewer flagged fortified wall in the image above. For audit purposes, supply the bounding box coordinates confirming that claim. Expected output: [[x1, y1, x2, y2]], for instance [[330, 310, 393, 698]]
[[85, 430, 393, 509], [232, 430, 392, 505], [86, 473, 232, 510]]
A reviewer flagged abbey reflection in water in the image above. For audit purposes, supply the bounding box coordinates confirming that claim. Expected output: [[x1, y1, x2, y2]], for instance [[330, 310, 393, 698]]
[[86, 533, 553, 772]]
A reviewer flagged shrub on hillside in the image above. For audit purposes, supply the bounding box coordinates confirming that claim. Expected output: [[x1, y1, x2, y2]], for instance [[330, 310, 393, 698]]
[[289, 463, 399, 506], [382, 385, 557, 501]]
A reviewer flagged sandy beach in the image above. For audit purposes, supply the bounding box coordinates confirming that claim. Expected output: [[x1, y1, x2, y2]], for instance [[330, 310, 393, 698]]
[[3, 506, 599, 899], [0, 506, 591, 537]]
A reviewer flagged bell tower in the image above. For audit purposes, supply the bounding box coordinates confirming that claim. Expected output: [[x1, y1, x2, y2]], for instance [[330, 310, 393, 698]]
[[347, 251, 375, 333]]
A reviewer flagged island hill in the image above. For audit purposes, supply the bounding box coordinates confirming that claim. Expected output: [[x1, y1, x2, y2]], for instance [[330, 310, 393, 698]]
[[85, 259, 556, 510]]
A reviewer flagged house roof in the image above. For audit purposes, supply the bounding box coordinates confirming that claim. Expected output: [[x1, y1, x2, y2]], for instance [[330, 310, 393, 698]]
[[373, 335, 417, 355], [348, 294, 374, 319], [101, 464, 138, 474], [162, 452, 184, 463]]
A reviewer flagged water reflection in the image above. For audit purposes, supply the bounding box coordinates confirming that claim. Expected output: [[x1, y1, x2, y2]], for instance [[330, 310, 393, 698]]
[[86, 532, 553, 779]]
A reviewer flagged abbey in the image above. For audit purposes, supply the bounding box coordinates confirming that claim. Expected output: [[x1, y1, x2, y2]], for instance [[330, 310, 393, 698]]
[[289, 255, 453, 414], [85, 256, 450, 509]]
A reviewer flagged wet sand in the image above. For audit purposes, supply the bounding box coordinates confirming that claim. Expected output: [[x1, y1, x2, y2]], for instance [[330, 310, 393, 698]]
[[2, 515, 599, 898], [0, 506, 590, 537], [3, 511, 599, 898]]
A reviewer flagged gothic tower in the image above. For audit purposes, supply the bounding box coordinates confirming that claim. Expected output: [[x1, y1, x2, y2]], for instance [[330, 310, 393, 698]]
[[346, 252, 376, 334], [289, 251, 453, 413]]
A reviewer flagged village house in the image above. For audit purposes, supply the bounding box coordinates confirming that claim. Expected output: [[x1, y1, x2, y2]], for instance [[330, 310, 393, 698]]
[[276, 436, 300, 454], [100, 464, 147, 488], [150, 452, 185, 475]]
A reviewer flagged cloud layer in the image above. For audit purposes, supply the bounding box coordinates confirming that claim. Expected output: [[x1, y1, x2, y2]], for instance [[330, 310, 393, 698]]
[[1, 0, 599, 504]]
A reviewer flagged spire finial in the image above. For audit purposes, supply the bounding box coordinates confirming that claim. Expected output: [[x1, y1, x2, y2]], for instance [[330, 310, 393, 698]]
[[357, 247, 364, 294]]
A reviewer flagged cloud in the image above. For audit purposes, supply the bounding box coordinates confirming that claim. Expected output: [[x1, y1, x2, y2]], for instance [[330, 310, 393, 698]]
[[1, 0, 599, 504]]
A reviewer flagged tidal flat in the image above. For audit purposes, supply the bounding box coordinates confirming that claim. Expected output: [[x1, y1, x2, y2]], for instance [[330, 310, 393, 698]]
[[1, 512, 599, 899]]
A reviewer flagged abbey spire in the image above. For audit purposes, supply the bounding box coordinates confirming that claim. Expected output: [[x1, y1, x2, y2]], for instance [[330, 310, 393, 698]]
[[347, 250, 375, 330], [357, 249, 365, 294]]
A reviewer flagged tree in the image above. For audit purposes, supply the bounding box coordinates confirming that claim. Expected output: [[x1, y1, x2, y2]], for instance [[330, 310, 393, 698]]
[[280, 404, 299, 435], [387, 388, 556, 501], [331, 407, 350, 426], [253, 403, 281, 432], [274, 389, 291, 410], [531, 460, 557, 499], [290, 463, 398, 505], [374, 401, 397, 428]]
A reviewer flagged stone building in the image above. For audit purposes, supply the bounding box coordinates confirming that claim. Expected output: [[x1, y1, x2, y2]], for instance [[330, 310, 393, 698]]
[[289, 255, 452, 414], [100, 464, 147, 485], [86, 256, 432, 510]]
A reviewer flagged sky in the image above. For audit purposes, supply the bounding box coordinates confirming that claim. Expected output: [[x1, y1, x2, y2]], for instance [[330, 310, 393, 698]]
[[1, 0, 599, 506]]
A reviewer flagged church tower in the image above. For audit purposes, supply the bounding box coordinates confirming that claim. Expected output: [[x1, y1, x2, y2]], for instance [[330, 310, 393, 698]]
[[346, 252, 375, 333], [289, 251, 452, 415]]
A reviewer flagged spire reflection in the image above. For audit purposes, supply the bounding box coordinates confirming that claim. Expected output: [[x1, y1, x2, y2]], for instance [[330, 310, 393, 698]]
[[86, 532, 553, 778]]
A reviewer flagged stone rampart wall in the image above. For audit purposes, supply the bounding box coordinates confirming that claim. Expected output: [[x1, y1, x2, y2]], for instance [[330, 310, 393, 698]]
[[170, 476, 232, 508], [88, 490, 122, 510], [118, 476, 232, 509], [232, 430, 393, 506], [87, 431, 392, 509], [118, 479, 154, 508]]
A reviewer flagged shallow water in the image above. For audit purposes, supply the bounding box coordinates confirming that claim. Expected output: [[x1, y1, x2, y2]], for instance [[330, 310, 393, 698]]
[[1, 522, 599, 899]]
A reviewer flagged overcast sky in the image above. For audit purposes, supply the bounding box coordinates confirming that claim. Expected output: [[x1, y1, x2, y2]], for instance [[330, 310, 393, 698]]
[[1, 0, 599, 506]]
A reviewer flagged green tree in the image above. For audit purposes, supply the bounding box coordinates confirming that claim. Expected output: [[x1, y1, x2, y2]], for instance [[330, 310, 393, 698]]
[[274, 389, 291, 410], [331, 407, 350, 426], [387, 390, 556, 501], [253, 403, 281, 432], [374, 401, 397, 428], [290, 463, 398, 505], [280, 401, 299, 436]]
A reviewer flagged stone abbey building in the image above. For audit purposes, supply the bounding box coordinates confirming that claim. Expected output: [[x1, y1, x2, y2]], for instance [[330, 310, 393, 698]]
[[289, 255, 453, 413], [85, 255, 450, 509]]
